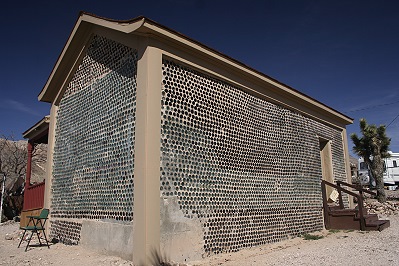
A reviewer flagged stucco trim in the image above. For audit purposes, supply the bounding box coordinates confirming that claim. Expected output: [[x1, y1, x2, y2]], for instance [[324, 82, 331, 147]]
[[38, 12, 353, 127]]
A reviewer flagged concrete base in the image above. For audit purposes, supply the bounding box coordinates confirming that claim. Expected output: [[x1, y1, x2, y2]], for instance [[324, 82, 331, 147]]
[[80, 220, 133, 261], [160, 196, 205, 263]]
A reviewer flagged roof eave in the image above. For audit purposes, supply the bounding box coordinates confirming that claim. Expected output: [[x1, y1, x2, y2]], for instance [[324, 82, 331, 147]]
[[138, 20, 353, 126], [38, 13, 145, 103], [37, 13, 353, 127], [23, 115, 50, 139]]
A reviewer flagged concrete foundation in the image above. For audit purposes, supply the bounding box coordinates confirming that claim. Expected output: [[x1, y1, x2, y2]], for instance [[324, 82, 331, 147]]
[[80, 220, 133, 261], [160, 197, 204, 263]]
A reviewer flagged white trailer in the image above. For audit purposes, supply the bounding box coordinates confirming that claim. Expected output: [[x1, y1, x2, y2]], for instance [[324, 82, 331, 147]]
[[358, 151, 399, 186]]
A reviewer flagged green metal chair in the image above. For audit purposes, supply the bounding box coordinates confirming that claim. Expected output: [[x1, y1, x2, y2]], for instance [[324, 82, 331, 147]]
[[18, 208, 50, 251]]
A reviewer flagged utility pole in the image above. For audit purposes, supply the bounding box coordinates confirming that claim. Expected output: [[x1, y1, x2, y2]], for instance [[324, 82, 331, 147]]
[[0, 173, 5, 223]]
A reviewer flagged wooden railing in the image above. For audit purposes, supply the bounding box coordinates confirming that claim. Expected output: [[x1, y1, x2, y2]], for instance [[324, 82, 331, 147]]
[[23, 181, 45, 210], [321, 180, 376, 230]]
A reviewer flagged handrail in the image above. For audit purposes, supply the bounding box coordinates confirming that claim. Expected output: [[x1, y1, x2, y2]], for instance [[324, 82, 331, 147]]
[[335, 180, 376, 213], [321, 179, 366, 230], [336, 180, 376, 196], [322, 180, 360, 198]]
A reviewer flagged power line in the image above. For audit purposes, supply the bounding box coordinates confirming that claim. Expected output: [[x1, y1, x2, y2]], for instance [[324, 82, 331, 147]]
[[344, 99, 399, 113], [387, 113, 399, 129]]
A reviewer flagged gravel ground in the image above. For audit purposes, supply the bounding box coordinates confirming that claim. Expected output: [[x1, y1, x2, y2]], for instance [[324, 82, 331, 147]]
[[193, 215, 399, 266], [1, 198, 399, 265]]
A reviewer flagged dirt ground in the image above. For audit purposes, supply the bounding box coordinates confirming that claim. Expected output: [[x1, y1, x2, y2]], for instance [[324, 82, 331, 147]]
[[194, 215, 399, 266], [0, 220, 133, 266], [1, 206, 399, 265], [2, 215, 399, 266]]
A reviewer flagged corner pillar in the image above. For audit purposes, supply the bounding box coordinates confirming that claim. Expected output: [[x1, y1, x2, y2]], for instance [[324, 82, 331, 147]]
[[133, 41, 162, 265], [43, 104, 58, 215]]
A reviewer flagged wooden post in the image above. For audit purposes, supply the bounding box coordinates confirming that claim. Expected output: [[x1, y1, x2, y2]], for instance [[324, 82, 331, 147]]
[[337, 182, 344, 209], [321, 180, 330, 229], [358, 197, 365, 230]]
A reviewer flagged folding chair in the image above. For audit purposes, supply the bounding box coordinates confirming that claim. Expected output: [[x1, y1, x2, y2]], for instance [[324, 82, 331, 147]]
[[18, 208, 50, 251]]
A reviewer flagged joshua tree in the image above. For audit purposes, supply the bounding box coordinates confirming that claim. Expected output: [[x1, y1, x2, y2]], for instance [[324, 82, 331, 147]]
[[350, 119, 391, 202]]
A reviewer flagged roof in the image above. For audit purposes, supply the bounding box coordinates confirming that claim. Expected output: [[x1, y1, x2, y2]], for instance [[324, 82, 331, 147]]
[[38, 12, 353, 127], [23, 115, 50, 142]]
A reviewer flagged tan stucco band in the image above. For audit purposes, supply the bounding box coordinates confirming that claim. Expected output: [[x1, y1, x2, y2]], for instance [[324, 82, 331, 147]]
[[38, 12, 353, 129]]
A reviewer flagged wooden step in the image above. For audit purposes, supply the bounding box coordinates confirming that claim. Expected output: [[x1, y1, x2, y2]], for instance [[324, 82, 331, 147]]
[[328, 215, 361, 230], [327, 207, 390, 231], [321, 180, 389, 232], [355, 213, 378, 221], [328, 205, 341, 211], [329, 208, 358, 216], [365, 219, 390, 231]]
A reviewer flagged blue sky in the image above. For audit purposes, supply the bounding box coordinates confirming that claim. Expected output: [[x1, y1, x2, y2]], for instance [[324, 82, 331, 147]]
[[1, 0, 398, 155]]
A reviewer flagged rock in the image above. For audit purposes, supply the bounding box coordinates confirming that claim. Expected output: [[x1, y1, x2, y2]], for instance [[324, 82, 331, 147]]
[[5, 234, 13, 240], [364, 198, 399, 216]]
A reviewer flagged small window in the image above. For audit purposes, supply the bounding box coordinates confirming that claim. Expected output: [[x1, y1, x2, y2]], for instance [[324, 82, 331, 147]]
[[360, 162, 367, 170], [394, 161, 398, 168]]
